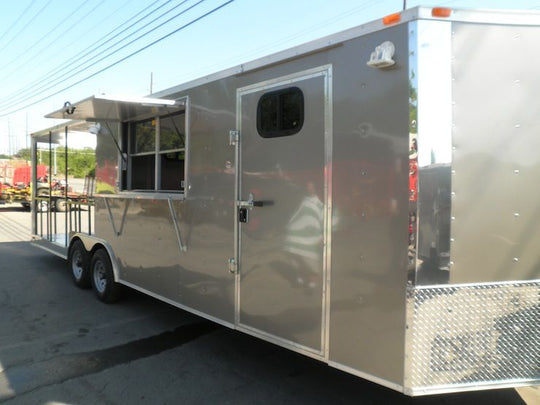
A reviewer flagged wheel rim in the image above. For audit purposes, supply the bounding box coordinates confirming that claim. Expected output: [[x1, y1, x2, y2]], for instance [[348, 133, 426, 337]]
[[71, 250, 83, 280], [57, 200, 67, 211], [93, 260, 107, 293]]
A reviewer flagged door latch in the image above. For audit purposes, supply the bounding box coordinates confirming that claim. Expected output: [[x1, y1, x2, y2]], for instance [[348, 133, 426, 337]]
[[237, 193, 265, 224], [238, 207, 248, 223], [229, 130, 239, 146]]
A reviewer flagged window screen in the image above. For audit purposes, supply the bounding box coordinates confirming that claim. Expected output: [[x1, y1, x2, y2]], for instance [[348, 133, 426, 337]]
[[257, 87, 304, 138]]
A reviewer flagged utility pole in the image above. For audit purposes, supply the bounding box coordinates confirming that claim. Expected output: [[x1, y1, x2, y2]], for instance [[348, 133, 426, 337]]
[[25, 113, 28, 149], [26, 113, 29, 165], [54, 146, 57, 177], [8, 118, 12, 156], [403, 1, 407, 10], [150, 72, 154, 95]]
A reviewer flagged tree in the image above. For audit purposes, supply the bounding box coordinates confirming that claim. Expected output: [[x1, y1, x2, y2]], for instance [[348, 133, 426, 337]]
[[14, 148, 32, 161], [34, 147, 96, 179]]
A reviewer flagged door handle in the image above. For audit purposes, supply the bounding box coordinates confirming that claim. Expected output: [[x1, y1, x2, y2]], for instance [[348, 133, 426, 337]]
[[237, 193, 266, 224], [238, 193, 264, 208], [238, 200, 264, 208]]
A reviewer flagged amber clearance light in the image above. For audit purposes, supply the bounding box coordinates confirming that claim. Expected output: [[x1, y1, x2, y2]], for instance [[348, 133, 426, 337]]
[[432, 7, 452, 18], [382, 12, 401, 25]]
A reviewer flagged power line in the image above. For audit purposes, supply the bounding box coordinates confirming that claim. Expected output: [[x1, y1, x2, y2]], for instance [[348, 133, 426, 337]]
[[0, 0, 38, 44], [0, 0, 105, 82], [0, 0, 197, 110], [170, 0, 381, 85], [0, 0, 235, 118], [35, 0, 188, 97], [0, 0, 54, 56], [0, 0, 171, 108], [46, 0, 165, 85]]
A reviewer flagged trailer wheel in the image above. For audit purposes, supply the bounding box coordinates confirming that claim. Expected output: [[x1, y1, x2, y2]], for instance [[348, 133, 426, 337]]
[[37, 199, 49, 212], [68, 240, 90, 288], [56, 199, 67, 212], [90, 248, 122, 303]]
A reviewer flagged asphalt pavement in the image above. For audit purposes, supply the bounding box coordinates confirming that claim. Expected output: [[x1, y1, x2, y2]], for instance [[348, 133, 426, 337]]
[[0, 204, 536, 404]]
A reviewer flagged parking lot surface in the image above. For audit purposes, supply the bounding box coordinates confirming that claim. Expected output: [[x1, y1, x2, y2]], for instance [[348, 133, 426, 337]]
[[0, 205, 536, 404]]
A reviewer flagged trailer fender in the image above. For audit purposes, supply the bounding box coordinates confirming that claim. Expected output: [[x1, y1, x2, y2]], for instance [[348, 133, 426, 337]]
[[70, 234, 121, 283]]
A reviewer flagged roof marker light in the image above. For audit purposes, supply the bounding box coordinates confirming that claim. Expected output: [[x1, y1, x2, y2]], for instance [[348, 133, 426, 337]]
[[432, 7, 452, 18], [382, 12, 401, 25]]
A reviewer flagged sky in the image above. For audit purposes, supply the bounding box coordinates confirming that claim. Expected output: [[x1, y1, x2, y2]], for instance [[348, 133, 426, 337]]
[[0, 0, 539, 155]]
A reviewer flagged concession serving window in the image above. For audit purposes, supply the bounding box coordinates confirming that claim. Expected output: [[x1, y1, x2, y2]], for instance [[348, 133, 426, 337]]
[[46, 94, 187, 194]]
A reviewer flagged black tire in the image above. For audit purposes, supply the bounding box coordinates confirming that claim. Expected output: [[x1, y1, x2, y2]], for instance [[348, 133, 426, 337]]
[[36, 188, 49, 212], [90, 248, 122, 303], [68, 240, 91, 288], [38, 200, 49, 212]]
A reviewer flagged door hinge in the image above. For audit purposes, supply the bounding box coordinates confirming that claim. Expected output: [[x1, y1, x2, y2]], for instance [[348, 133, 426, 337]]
[[229, 130, 240, 146], [228, 257, 238, 274]]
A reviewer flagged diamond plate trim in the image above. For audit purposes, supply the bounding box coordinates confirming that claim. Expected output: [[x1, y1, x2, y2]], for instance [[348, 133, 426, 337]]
[[405, 281, 539, 392]]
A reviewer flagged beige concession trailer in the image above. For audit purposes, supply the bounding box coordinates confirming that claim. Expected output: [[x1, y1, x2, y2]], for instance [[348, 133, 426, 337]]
[[31, 7, 539, 396]]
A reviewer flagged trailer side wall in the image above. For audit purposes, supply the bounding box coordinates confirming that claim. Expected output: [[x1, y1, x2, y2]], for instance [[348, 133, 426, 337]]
[[92, 23, 411, 388], [327, 25, 410, 387]]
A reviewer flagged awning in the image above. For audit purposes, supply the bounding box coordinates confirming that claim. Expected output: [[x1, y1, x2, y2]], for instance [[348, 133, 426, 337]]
[[45, 94, 183, 122], [31, 120, 95, 144]]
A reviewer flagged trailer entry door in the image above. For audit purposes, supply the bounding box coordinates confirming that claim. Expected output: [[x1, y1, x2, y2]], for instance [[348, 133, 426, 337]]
[[236, 66, 332, 356]]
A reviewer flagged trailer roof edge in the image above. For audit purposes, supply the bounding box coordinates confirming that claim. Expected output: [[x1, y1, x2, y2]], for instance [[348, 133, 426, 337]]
[[152, 6, 540, 98]]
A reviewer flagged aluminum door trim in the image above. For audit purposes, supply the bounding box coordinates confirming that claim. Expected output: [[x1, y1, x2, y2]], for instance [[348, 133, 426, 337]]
[[236, 64, 332, 97], [234, 64, 333, 360], [322, 66, 333, 362]]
